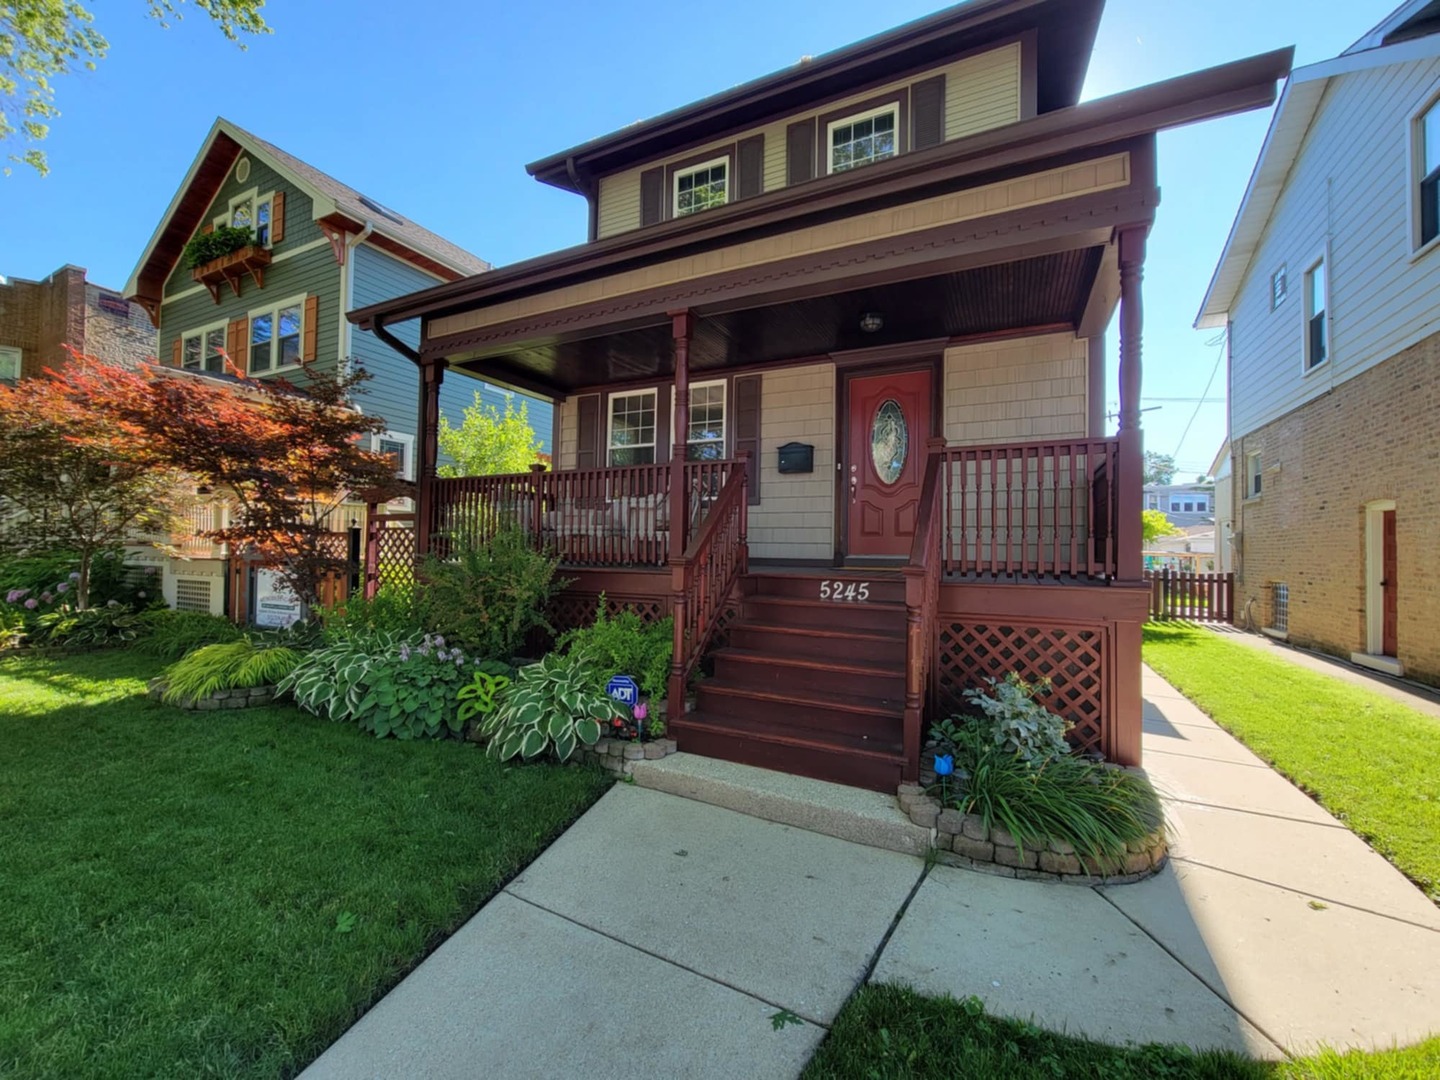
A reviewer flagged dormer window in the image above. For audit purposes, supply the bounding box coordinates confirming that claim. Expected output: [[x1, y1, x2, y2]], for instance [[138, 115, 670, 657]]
[[674, 158, 728, 217], [828, 105, 898, 174], [218, 189, 275, 247]]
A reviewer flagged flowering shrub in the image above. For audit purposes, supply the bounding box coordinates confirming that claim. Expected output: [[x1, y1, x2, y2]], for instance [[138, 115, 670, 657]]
[[281, 631, 494, 739]]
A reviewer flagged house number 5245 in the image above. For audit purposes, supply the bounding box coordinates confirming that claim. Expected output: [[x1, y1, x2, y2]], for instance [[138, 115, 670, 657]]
[[820, 581, 870, 602]]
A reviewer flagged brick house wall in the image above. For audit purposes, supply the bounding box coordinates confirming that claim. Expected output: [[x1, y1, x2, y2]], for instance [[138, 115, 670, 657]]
[[0, 266, 155, 380], [1232, 330, 1440, 684]]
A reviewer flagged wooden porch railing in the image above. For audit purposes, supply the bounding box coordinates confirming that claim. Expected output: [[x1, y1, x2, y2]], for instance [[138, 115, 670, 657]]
[[903, 439, 946, 783], [940, 436, 1122, 581], [427, 460, 736, 567], [667, 455, 749, 720]]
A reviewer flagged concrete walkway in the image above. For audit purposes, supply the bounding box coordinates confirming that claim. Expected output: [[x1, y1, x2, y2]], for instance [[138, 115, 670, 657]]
[[302, 670, 1440, 1077]]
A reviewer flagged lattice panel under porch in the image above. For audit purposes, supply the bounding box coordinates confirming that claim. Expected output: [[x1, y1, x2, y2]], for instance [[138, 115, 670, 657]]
[[934, 622, 1105, 754], [549, 592, 671, 636]]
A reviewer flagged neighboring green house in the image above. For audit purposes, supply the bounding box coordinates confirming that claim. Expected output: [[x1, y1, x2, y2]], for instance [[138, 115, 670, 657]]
[[122, 117, 551, 617]]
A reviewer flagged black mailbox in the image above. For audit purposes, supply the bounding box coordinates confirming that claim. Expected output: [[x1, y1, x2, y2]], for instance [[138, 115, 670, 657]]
[[777, 442, 814, 474]]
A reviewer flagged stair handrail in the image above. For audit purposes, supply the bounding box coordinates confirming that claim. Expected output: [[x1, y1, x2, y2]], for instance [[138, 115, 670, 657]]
[[667, 452, 750, 722], [901, 438, 947, 782]]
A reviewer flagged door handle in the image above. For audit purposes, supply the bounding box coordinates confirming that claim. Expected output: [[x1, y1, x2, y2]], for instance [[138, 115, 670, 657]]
[[850, 475, 858, 503]]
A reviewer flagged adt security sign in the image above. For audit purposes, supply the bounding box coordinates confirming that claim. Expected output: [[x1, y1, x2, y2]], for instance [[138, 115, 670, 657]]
[[606, 675, 640, 707]]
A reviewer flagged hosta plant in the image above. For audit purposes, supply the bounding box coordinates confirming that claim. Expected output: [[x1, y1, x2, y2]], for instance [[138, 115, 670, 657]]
[[161, 639, 303, 706], [962, 673, 1071, 767], [29, 605, 147, 647], [478, 651, 628, 762], [456, 664, 515, 727]]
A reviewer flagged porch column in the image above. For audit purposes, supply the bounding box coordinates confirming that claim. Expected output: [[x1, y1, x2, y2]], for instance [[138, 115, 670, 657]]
[[1115, 226, 1147, 585], [669, 310, 693, 562], [414, 357, 445, 559]]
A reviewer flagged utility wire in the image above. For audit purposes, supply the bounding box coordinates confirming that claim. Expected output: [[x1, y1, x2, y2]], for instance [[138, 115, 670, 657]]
[[1173, 331, 1226, 459]]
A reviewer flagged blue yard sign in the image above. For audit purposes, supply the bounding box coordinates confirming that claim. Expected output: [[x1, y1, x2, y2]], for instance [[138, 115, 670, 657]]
[[606, 675, 640, 707]]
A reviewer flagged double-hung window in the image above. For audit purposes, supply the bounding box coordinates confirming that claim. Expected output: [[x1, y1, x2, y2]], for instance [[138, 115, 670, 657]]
[[1247, 452, 1263, 498], [1418, 98, 1440, 247], [828, 105, 899, 174], [249, 297, 303, 375], [181, 321, 229, 374], [607, 390, 657, 466], [683, 380, 726, 460], [1304, 258, 1327, 370], [375, 432, 414, 481], [674, 159, 728, 217], [220, 189, 275, 247]]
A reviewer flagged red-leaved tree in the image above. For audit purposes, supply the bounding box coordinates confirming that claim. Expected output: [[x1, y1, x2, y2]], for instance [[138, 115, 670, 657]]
[[42, 352, 404, 607]]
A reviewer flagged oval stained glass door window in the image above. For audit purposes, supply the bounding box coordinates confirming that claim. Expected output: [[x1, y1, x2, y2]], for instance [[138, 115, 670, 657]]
[[871, 399, 908, 485]]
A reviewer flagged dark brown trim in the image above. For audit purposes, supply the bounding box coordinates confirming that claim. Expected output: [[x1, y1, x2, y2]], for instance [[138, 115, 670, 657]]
[[1087, 334, 1106, 437], [815, 90, 910, 178], [830, 338, 950, 369], [946, 322, 1073, 349], [663, 144, 737, 222], [1019, 28, 1039, 119], [353, 44, 1289, 332]]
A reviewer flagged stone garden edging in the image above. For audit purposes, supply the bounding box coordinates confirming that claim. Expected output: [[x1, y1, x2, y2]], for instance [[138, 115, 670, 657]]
[[897, 784, 1168, 885], [146, 677, 279, 711], [579, 736, 680, 777]]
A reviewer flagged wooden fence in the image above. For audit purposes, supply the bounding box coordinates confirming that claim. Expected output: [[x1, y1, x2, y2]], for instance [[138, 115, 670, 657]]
[[1146, 569, 1234, 624]]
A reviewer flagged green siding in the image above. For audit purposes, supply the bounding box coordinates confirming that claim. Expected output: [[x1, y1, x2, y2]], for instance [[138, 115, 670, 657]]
[[158, 151, 341, 378]]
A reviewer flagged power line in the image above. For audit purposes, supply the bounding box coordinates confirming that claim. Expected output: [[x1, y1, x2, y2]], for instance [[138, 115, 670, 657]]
[[1173, 331, 1226, 459]]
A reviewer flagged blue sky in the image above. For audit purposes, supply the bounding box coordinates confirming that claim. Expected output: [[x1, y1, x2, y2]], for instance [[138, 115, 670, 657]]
[[0, 0, 1400, 476]]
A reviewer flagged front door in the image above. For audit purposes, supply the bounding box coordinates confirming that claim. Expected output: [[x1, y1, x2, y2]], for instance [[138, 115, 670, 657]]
[[845, 368, 933, 558], [1382, 509, 1398, 657]]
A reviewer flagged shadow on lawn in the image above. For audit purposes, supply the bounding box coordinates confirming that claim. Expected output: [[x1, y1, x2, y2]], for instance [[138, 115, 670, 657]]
[[1143, 622, 1208, 648]]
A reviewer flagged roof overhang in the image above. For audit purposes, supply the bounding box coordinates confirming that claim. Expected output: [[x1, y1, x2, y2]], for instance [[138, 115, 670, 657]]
[[525, 0, 1104, 193], [1196, 32, 1440, 329], [354, 46, 1291, 340]]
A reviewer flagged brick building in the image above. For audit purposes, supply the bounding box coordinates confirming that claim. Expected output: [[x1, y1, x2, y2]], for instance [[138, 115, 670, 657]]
[[0, 264, 157, 383], [1198, 2, 1440, 684]]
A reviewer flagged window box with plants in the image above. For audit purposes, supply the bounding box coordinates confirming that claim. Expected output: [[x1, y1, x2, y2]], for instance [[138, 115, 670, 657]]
[[186, 225, 272, 301]]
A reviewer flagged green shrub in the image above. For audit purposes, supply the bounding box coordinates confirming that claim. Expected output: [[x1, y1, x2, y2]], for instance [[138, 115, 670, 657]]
[[280, 631, 482, 739], [557, 597, 673, 700], [136, 609, 245, 660], [161, 640, 303, 706], [418, 527, 566, 659], [962, 673, 1071, 767], [934, 722, 1162, 866], [321, 582, 421, 641], [29, 605, 147, 647], [477, 651, 626, 762], [0, 607, 24, 649], [182, 224, 254, 269]]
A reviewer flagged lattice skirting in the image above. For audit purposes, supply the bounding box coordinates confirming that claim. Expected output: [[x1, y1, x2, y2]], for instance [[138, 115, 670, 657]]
[[934, 621, 1106, 754], [549, 591, 671, 636]]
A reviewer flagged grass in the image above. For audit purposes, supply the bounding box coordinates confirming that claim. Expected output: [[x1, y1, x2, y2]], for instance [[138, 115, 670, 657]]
[[1142, 622, 1440, 902], [803, 985, 1440, 1079], [0, 649, 612, 1080]]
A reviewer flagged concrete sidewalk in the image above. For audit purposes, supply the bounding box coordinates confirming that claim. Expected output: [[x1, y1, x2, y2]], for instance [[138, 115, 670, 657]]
[[303, 668, 1440, 1077]]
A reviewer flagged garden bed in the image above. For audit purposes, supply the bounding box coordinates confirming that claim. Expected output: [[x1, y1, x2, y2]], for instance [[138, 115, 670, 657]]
[[146, 676, 279, 710]]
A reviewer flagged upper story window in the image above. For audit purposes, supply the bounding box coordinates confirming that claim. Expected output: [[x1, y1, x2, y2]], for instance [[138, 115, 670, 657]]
[[375, 432, 415, 481], [1304, 258, 1327, 370], [607, 389, 657, 466], [249, 297, 303, 375], [828, 105, 898, 174], [182, 321, 229, 374], [1418, 97, 1440, 248], [219, 189, 275, 247], [1270, 265, 1287, 310], [674, 158, 728, 217]]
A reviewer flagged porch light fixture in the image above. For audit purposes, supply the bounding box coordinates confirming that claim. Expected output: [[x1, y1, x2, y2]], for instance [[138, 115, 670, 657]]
[[859, 312, 884, 333]]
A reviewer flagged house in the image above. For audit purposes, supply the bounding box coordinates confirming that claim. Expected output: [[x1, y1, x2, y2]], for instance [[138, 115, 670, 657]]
[[0, 265, 156, 384], [1145, 525, 1218, 572], [1209, 440, 1234, 573], [121, 118, 553, 619], [1197, 0, 1440, 682], [352, 0, 1290, 790], [1143, 481, 1215, 527]]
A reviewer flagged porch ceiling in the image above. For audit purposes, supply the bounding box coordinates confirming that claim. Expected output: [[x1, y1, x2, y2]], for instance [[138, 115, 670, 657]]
[[448, 246, 1105, 393]]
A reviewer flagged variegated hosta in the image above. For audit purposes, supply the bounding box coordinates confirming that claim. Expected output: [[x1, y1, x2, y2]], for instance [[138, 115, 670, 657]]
[[480, 652, 628, 762]]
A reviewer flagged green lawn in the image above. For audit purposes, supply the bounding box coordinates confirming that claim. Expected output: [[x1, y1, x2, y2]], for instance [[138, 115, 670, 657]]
[[1142, 622, 1440, 903], [0, 650, 612, 1080], [804, 985, 1440, 1080]]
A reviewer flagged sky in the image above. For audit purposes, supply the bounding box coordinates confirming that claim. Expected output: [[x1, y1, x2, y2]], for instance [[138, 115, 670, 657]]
[[0, 0, 1403, 477]]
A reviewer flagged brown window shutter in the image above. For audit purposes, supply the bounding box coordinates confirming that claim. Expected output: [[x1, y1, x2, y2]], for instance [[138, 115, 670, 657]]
[[227, 317, 249, 369], [733, 373, 762, 505], [303, 296, 320, 361], [202, 223, 214, 235], [640, 167, 665, 227], [270, 190, 286, 243], [575, 394, 602, 469], [787, 118, 816, 186], [736, 134, 765, 200], [911, 74, 946, 151], [170, 338, 182, 368], [656, 383, 672, 462]]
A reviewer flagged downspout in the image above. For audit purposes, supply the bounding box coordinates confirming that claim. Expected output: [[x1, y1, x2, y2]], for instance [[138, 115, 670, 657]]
[[567, 155, 598, 243], [340, 220, 376, 378]]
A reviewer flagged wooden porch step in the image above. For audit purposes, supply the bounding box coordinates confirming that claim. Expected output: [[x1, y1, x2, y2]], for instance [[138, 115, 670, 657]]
[[695, 680, 902, 745], [727, 622, 907, 665], [668, 713, 907, 793], [748, 572, 906, 604], [740, 595, 907, 634], [710, 647, 905, 701]]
